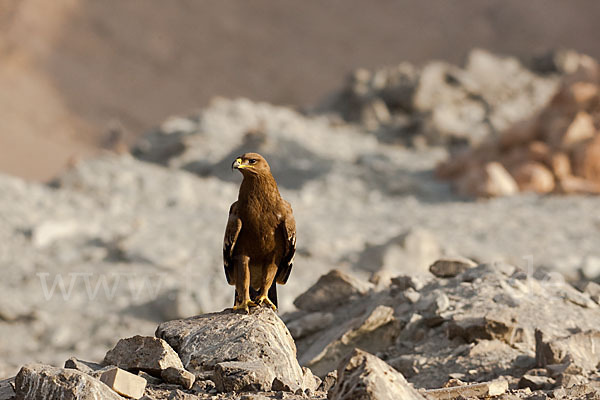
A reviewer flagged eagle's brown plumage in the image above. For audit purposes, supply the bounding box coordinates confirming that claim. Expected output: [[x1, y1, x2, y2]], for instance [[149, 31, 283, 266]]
[[223, 153, 296, 312]]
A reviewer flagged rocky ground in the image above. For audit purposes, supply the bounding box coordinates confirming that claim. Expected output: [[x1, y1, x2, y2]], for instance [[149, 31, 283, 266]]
[[1, 50, 600, 398], [2, 262, 599, 399]]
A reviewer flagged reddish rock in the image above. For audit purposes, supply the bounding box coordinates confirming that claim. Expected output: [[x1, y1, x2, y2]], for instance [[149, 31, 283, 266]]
[[558, 175, 600, 194], [455, 161, 519, 198], [512, 162, 555, 193], [572, 134, 600, 184], [562, 111, 596, 148], [551, 152, 572, 178], [438, 70, 600, 197], [499, 118, 539, 150], [569, 82, 599, 105]]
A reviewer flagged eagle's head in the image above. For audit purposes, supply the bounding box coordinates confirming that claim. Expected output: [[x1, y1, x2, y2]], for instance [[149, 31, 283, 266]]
[[232, 153, 271, 176]]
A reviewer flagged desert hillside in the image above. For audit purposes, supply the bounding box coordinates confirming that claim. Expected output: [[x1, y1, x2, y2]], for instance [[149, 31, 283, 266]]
[[2, 0, 600, 179]]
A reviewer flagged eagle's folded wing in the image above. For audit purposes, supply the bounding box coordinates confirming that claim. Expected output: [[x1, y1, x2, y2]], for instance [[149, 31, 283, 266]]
[[276, 200, 296, 285], [223, 201, 242, 285]]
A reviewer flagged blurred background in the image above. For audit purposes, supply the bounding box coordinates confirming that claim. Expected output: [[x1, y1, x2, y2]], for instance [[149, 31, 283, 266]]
[[2, 0, 600, 180], [2, 0, 600, 381]]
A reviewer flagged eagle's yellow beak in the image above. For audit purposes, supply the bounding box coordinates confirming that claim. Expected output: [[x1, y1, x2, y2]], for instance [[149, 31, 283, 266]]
[[232, 157, 253, 170], [232, 158, 242, 170]]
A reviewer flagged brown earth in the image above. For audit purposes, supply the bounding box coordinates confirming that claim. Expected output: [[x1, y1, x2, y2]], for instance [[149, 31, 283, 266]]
[[2, 0, 600, 180]]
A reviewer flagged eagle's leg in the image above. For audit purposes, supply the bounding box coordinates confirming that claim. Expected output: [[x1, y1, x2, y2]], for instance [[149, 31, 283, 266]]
[[256, 263, 277, 311], [233, 256, 256, 313]]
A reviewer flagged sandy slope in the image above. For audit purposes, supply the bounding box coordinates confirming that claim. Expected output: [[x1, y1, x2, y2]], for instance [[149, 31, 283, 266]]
[[2, 0, 600, 180]]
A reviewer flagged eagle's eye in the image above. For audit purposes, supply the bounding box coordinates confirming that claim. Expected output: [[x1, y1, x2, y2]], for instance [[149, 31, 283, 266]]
[[249, 159, 258, 164]]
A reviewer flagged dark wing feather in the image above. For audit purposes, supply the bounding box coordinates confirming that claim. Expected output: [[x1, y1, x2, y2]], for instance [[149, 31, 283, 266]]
[[276, 200, 296, 285], [223, 201, 242, 285]]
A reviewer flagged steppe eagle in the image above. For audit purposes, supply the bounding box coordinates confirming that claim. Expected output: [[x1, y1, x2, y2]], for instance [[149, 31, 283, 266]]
[[223, 153, 296, 312]]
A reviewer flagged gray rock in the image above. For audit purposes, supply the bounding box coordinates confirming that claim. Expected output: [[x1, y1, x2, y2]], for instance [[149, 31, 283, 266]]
[[518, 374, 555, 391], [416, 290, 450, 316], [386, 355, 421, 378], [581, 281, 600, 304], [318, 370, 336, 393], [89, 365, 119, 380], [14, 364, 122, 400], [535, 329, 600, 374], [402, 288, 421, 304], [286, 312, 335, 340], [213, 360, 275, 392], [64, 357, 104, 374], [448, 310, 518, 343], [324, 63, 419, 125], [156, 307, 305, 391], [191, 380, 216, 394], [160, 367, 195, 390], [293, 270, 372, 312], [137, 370, 162, 385], [142, 385, 197, 400], [103, 335, 184, 375], [390, 275, 425, 292], [329, 349, 425, 400], [0, 378, 15, 400], [271, 374, 301, 393], [300, 304, 397, 376], [429, 257, 477, 278], [555, 373, 589, 388], [301, 367, 321, 393]]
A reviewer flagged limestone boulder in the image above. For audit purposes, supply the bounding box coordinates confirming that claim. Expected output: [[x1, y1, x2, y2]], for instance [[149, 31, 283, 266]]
[[329, 349, 425, 400], [103, 335, 184, 375], [14, 364, 122, 400], [156, 307, 306, 392]]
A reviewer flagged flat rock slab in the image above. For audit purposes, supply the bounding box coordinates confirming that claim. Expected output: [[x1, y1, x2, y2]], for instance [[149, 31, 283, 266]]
[[429, 257, 477, 278], [156, 307, 304, 392], [103, 335, 184, 375], [14, 364, 122, 400], [100, 366, 147, 399], [329, 349, 425, 400], [425, 380, 509, 399]]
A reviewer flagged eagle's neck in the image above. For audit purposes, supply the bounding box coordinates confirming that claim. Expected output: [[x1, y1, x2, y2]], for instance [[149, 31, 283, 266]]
[[238, 173, 280, 206]]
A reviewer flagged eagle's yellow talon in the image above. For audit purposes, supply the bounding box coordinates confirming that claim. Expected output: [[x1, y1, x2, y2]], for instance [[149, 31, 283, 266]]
[[233, 299, 257, 313], [256, 295, 277, 311]]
